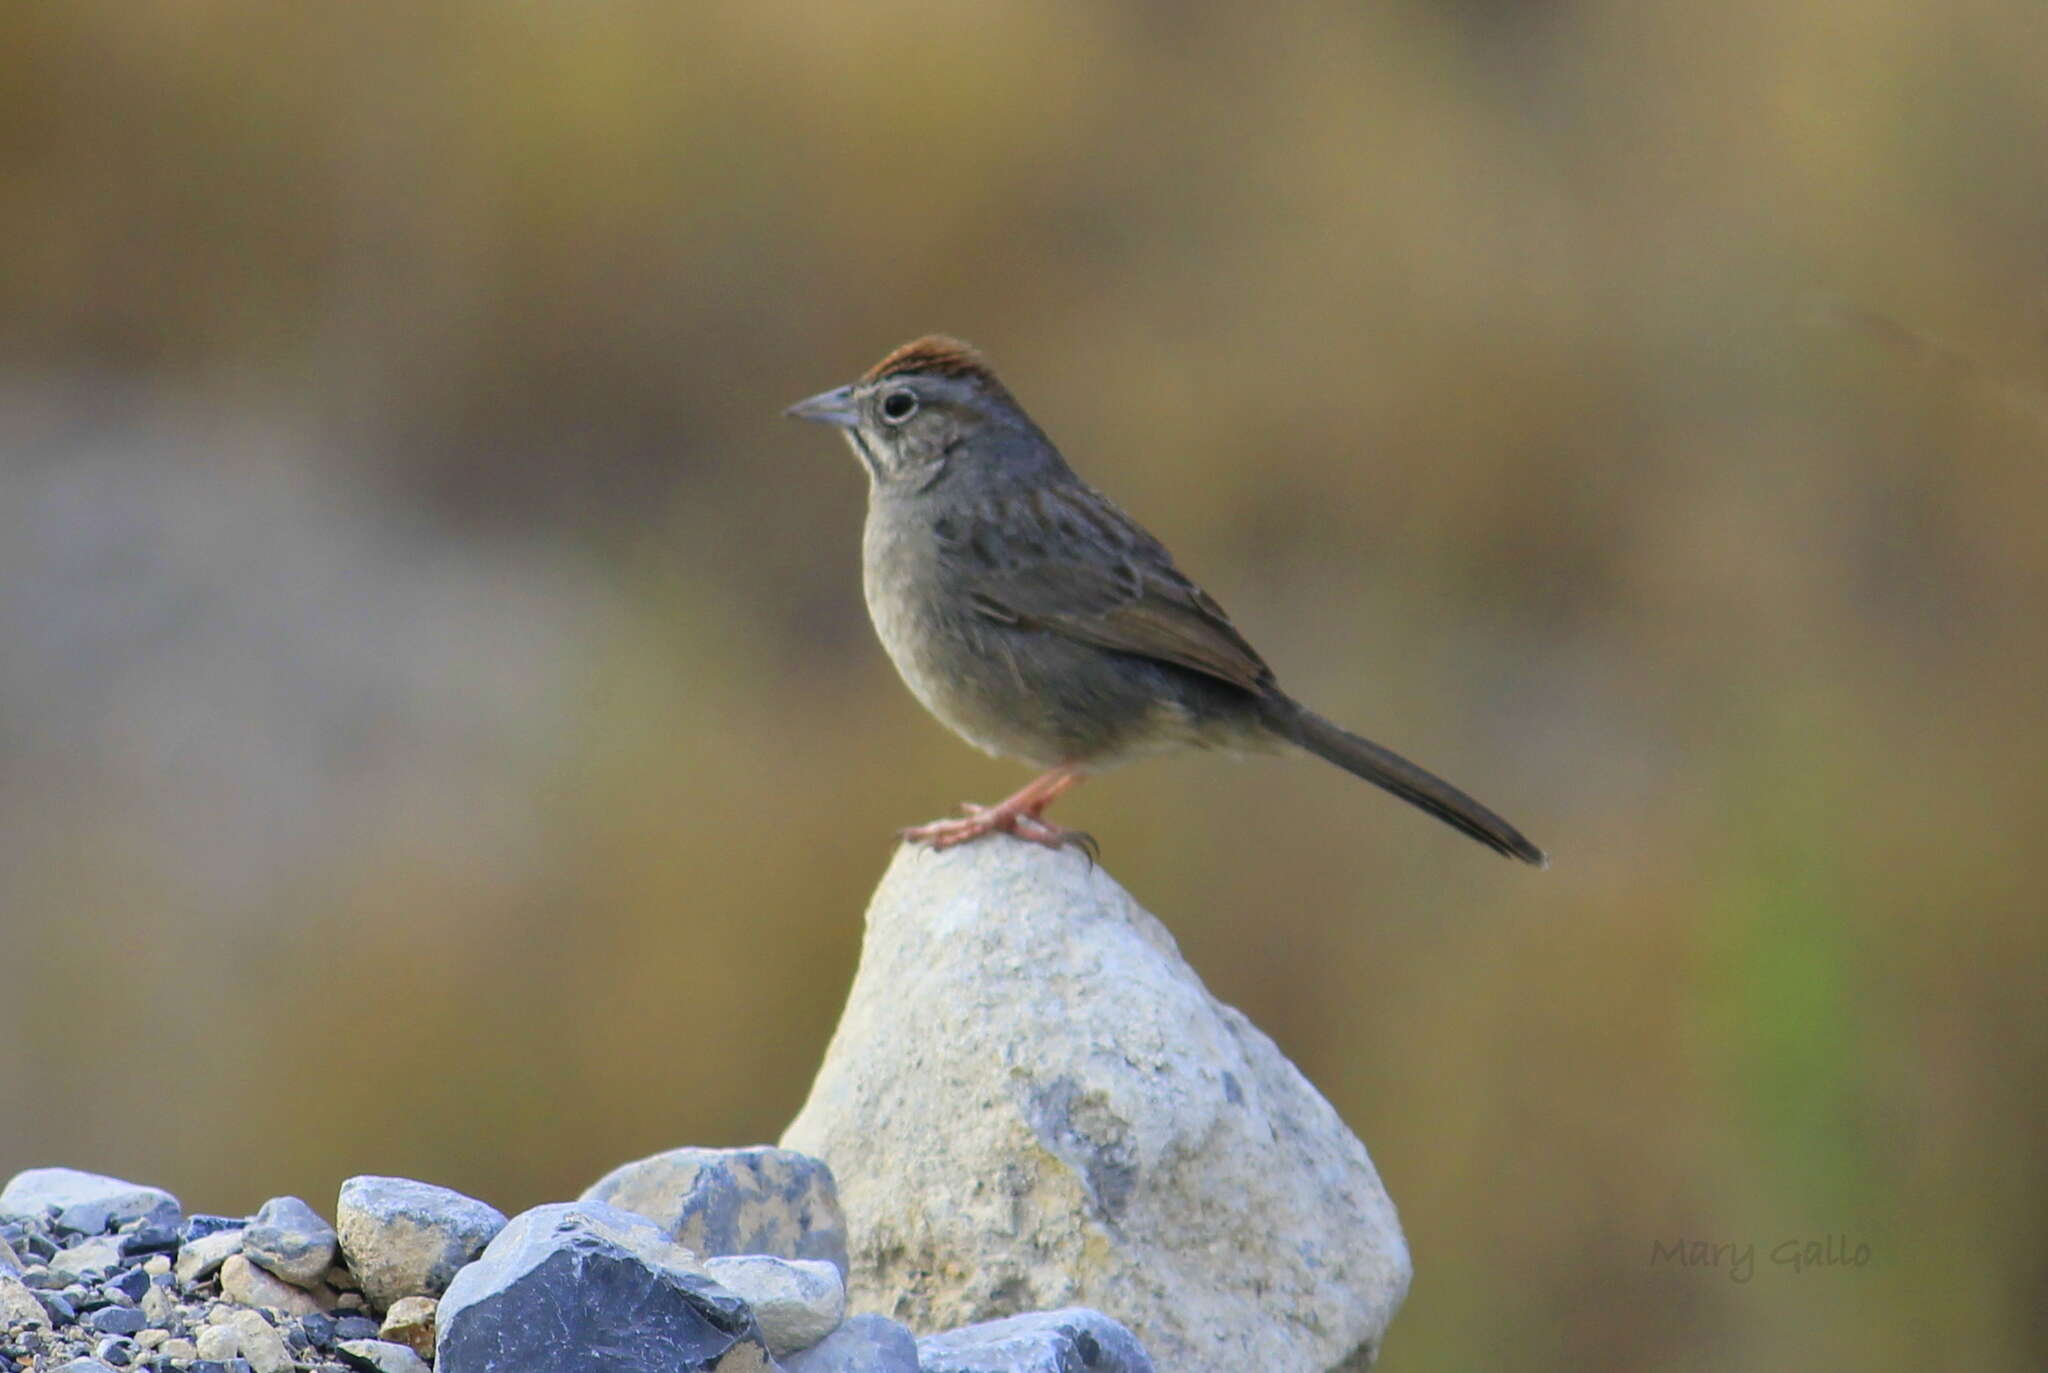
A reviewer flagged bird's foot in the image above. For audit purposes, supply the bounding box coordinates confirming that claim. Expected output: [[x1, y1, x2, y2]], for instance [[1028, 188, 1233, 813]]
[[900, 801, 1099, 861]]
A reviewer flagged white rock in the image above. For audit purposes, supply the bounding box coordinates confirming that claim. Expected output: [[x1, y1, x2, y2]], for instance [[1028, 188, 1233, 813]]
[[701, 1255, 844, 1356], [782, 842, 1411, 1372]]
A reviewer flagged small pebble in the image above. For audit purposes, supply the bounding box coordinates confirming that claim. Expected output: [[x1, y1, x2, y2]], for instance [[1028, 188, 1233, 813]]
[[141, 1257, 170, 1278], [298, 1311, 337, 1349], [105, 1268, 151, 1303], [222, 1309, 292, 1373], [117, 1228, 179, 1259], [194, 1324, 241, 1361], [134, 1329, 167, 1350], [333, 1315, 382, 1342], [158, 1338, 197, 1360], [93, 1335, 135, 1367]]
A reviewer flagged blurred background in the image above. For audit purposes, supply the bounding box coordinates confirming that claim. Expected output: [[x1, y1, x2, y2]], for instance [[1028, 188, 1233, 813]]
[[3, 2, 2045, 1368]]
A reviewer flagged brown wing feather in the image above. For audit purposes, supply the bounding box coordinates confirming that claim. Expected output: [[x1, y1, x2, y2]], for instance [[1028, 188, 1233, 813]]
[[956, 485, 1275, 696]]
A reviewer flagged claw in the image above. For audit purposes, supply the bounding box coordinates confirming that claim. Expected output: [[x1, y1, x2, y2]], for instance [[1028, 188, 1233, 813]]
[[895, 765, 1098, 857]]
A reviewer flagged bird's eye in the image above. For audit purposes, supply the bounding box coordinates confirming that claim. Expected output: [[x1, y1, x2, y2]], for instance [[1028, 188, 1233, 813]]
[[880, 389, 918, 424]]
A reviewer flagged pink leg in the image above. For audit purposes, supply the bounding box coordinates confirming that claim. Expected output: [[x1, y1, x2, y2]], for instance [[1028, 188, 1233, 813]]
[[899, 767, 1097, 857]]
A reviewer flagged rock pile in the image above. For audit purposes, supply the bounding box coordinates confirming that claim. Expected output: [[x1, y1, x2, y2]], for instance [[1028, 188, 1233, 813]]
[[0, 1153, 1147, 1373]]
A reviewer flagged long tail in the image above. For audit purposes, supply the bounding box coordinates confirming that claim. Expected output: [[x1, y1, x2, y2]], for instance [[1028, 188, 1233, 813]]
[[1268, 698, 1548, 866]]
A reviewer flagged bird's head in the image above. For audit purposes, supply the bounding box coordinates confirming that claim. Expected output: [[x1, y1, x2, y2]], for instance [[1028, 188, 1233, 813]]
[[786, 335, 1051, 489]]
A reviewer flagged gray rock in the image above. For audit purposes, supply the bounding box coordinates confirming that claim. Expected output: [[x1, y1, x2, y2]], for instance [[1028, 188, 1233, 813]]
[[582, 1147, 848, 1278], [244, 1197, 338, 1288], [700, 1255, 843, 1356], [0, 1271, 51, 1328], [0, 1170, 180, 1236], [335, 1177, 507, 1309], [781, 843, 1411, 1373], [435, 1201, 767, 1373], [175, 1229, 244, 1286], [780, 1314, 919, 1373], [917, 1309, 1152, 1373], [219, 1253, 334, 1315], [52, 1360, 118, 1373], [337, 1339, 432, 1373], [0, 1232, 21, 1275]]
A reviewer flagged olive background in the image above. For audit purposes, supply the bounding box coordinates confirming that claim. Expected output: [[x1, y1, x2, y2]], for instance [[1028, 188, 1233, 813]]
[[4, 4, 2046, 1369]]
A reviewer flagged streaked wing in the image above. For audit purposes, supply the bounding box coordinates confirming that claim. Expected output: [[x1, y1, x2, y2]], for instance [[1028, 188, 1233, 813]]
[[951, 483, 1275, 696]]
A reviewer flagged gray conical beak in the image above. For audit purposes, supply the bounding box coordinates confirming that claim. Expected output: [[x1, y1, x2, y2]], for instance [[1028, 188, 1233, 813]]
[[784, 385, 860, 429]]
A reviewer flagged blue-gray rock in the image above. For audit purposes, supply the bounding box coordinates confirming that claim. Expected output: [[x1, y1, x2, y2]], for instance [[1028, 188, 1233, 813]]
[[0, 1171, 180, 1237], [580, 1146, 848, 1278], [334, 1315, 384, 1341], [93, 1335, 136, 1366], [434, 1201, 766, 1373], [244, 1196, 339, 1288], [298, 1310, 338, 1348], [0, 1232, 21, 1275], [917, 1309, 1153, 1373], [33, 1287, 76, 1323], [335, 1177, 507, 1309], [103, 1267, 150, 1302], [117, 1225, 179, 1258], [781, 1314, 919, 1373], [337, 1338, 432, 1373], [86, 1304, 147, 1335], [52, 1360, 118, 1373]]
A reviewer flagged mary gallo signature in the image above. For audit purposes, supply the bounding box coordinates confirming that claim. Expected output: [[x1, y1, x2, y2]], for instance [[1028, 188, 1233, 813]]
[[1650, 1235, 1875, 1283]]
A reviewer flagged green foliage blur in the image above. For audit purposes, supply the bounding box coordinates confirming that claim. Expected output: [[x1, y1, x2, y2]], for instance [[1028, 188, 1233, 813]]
[[4, 3, 2046, 1367]]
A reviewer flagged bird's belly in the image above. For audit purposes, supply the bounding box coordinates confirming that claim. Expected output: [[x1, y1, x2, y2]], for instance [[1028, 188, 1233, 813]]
[[864, 576, 1059, 765]]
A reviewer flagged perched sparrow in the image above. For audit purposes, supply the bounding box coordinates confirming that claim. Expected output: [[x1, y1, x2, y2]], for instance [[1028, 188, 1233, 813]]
[[787, 336, 1546, 865]]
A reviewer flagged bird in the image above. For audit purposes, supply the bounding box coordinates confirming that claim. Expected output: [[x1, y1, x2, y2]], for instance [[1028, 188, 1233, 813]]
[[785, 335, 1546, 866]]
